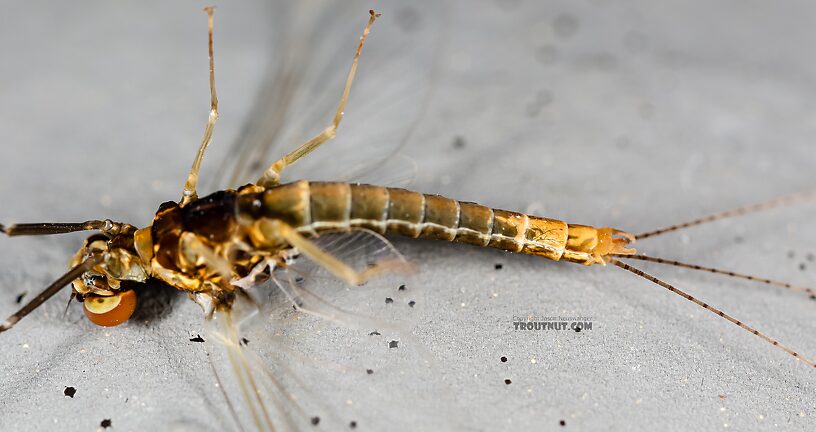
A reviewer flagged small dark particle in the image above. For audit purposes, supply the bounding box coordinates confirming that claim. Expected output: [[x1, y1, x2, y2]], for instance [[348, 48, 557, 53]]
[[64, 387, 76, 398], [385, 297, 394, 304], [189, 334, 205, 343], [311, 416, 320, 426], [500, 356, 507, 363], [408, 300, 416, 308], [559, 419, 566, 427], [389, 340, 399, 349], [369, 330, 381, 336], [15, 292, 27, 304], [494, 263, 503, 270], [366, 369, 374, 375], [100, 419, 112, 428], [452, 136, 466, 149], [553, 14, 579, 38], [398, 284, 406, 291], [574, 327, 582, 333], [240, 337, 250, 346], [350, 420, 358, 429], [800, 263, 807, 271], [807, 253, 815, 262], [504, 379, 512, 385], [294, 276, 305, 284]]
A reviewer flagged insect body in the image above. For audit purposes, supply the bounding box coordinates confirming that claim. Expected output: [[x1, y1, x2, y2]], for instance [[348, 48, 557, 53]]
[[2, 7, 816, 429], [34, 175, 634, 330], [141, 180, 635, 298]]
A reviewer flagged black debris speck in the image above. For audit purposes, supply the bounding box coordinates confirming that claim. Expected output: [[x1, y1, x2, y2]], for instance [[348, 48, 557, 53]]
[[100, 419, 112, 428], [15, 292, 26, 304], [311, 416, 320, 426], [800, 263, 807, 271], [385, 297, 394, 304], [495, 263, 503, 270], [189, 334, 205, 343], [369, 330, 381, 336], [504, 379, 512, 385], [398, 284, 406, 291], [500, 356, 508, 363], [452, 136, 466, 149], [350, 420, 358, 429], [408, 300, 416, 307], [807, 253, 815, 262], [64, 387, 76, 398], [389, 340, 399, 349], [366, 369, 374, 375], [574, 327, 581, 333], [560, 419, 566, 427], [240, 337, 250, 346], [294, 276, 305, 284]]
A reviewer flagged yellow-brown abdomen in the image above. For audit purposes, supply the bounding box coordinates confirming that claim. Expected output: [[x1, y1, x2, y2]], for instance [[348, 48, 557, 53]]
[[236, 181, 633, 265]]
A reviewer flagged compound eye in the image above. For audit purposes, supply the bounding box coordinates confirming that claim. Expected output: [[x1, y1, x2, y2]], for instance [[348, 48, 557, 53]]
[[83, 290, 137, 327]]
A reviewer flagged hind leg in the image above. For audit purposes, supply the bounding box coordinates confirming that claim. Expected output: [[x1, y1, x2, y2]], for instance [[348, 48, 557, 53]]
[[256, 11, 380, 188]]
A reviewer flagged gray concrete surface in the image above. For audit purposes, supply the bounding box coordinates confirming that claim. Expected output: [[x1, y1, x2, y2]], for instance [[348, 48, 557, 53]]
[[1, 1, 815, 431]]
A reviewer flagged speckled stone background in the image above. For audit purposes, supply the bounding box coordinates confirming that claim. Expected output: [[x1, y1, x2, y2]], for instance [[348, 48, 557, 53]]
[[1, 1, 815, 431]]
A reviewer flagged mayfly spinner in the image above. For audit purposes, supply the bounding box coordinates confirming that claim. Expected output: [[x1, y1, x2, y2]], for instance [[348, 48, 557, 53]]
[[2, 6, 816, 415]]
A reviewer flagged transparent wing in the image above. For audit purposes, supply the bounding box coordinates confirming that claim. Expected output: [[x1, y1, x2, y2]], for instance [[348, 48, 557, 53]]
[[210, 0, 444, 189], [204, 230, 456, 430]]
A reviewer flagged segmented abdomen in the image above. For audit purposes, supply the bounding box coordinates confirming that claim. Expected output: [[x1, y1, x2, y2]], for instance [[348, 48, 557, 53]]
[[236, 180, 574, 261]]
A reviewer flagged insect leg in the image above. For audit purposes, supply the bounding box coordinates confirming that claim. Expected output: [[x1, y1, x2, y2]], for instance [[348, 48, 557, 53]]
[[181, 7, 220, 206], [0, 254, 103, 333], [256, 10, 381, 188], [1, 220, 133, 237], [179, 232, 232, 280], [256, 219, 398, 286]]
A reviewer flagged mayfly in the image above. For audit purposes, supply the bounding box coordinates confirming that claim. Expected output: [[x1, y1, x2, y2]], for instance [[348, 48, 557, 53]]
[[2, 4, 815, 431]]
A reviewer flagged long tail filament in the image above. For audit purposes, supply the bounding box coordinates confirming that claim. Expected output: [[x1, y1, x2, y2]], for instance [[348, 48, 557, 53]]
[[612, 253, 816, 298], [611, 259, 816, 369], [635, 190, 816, 240]]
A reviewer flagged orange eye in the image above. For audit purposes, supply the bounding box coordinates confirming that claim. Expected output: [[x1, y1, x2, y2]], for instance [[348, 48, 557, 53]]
[[83, 290, 137, 327]]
